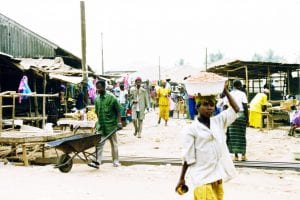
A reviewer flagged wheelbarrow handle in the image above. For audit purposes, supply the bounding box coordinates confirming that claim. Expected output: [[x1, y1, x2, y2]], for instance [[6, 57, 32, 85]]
[[98, 128, 118, 145]]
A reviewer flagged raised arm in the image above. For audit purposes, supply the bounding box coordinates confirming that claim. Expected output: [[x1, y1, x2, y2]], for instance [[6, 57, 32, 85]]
[[223, 82, 240, 113]]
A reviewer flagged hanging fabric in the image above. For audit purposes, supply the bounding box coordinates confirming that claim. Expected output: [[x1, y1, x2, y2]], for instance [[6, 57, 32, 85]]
[[18, 75, 32, 103], [87, 79, 96, 104]]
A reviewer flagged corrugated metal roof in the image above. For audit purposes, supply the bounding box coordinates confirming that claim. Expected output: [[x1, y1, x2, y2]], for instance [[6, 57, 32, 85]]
[[16, 57, 92, 76], [0, 13, 89, 72], [0, 13, 56, 57], [207, 60, 300, 79]]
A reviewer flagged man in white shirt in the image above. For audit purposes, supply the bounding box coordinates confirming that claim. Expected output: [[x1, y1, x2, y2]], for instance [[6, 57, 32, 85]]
[[118, 84, 128, 126], [175, 82, 239, 200]]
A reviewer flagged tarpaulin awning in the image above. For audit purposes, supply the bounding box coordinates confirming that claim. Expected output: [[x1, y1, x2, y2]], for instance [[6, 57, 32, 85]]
[[49, 74, 82, 84]]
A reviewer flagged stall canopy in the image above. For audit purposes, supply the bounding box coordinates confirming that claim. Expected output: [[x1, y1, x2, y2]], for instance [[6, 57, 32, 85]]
[[16, 57, 92, 77], [207, 59, 299, 80], [207, 59, 300, 100]]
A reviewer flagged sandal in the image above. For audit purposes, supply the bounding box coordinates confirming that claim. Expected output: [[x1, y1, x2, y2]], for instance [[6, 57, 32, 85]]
[[88, 161, 100, 169], [241, 155, 247, 161], [233, 156, 239, 161]]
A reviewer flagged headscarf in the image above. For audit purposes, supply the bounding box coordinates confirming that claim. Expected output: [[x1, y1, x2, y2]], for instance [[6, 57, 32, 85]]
[[135, 77, 142, 82]]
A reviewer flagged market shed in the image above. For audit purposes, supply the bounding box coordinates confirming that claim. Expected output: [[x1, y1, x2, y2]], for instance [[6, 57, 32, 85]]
[[207, 60, 300, 100], [0, 12, 98, 93], [0, 12, 100, 129], [0, 13, 85, 69]]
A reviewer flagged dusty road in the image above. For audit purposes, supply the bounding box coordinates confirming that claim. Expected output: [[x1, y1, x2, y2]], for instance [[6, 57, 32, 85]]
[[1, 110, 300, 200]]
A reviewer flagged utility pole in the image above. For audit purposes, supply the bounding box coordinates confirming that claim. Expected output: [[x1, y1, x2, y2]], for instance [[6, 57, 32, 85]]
[[80, 1, 88, 104], [101, 32, 104, 75], [205, 47, 208, 71], [158, 56, 161, 80]]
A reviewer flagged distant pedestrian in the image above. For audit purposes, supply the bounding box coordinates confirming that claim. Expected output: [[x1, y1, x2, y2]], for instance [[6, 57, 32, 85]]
[[93, 80, 123, 168], [249, 89, 270, 128], [188, 95, 196, 120], [75, 82, 86, 111], [175, 96, 186, 118], [156, 80, 171, 126], [118, 83, 128, 126], [130, 77, 150, 138], [149, 85, 157, 111], [224, 80, 248, 161]]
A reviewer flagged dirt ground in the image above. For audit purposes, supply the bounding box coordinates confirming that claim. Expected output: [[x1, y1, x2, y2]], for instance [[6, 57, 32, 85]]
[[1, 110, 300, 200]]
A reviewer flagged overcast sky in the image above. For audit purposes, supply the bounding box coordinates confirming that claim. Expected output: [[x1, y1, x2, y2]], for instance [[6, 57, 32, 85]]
[[1, 0, 300, 73]]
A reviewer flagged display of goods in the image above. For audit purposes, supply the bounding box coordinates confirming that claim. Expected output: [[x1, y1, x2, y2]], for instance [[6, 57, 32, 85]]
[[87, 110, 98, 121], [184, 72, 227, 95]]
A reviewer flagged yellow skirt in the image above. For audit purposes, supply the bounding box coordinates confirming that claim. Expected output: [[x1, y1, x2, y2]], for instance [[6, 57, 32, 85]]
[[249, 111, 262, 128], [159, 105, 169, 120], [194, 180, 223, 200]]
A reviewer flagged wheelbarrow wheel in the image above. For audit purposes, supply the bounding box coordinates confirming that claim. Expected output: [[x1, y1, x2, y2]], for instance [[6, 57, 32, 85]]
[[57, 154, 73, 173]]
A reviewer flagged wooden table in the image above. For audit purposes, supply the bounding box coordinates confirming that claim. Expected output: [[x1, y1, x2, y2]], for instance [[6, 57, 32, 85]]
[[0, 130, 74, 166], [261, 111, 273, 131], [267, 107, 290, 127], [57, 118, 96, 133]]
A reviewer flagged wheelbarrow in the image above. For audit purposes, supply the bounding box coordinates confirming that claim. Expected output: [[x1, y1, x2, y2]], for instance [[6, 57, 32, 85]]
[[47, 128, 117, 173]]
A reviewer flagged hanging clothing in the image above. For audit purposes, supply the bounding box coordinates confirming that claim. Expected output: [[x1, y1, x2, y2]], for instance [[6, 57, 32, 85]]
[[18, 76, 32, 103], [87, 80, 96, 104]]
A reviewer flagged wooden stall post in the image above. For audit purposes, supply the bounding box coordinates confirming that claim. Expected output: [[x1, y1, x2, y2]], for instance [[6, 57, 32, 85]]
[[244, 65, 249, 99], [43, 73, 47, 94], [287, 69, 291, 95], [42, 96, 46, 129], [0, 95, 2, 132], [12, 94, 15, 129], [267, 66, 271, 100], [33, 75, 39, 126]]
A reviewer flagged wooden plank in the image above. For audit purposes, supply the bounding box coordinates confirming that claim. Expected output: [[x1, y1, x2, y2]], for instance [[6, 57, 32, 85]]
[[1, 93, 58, 98], [2, 105, 13, 108], [0, 131, 74, 144], [14, 117, 47, 120], [22, 144, 29, 166], [0, 96, 2, 131]]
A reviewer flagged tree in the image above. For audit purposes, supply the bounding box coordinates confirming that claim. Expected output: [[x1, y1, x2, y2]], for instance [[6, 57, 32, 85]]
[[208, 51, 223, 64], [252, 49, 285, 62], [179, 58, 185, 66], [252, 53, 263, 61]]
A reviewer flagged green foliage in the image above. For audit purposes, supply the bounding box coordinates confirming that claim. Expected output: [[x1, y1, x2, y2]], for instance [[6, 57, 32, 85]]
[[252, 49, 285, 62], [207, 51, 224, 64]]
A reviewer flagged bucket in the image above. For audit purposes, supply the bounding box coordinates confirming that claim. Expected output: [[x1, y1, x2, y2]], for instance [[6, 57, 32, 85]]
[[45, 123, 54, 134]]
